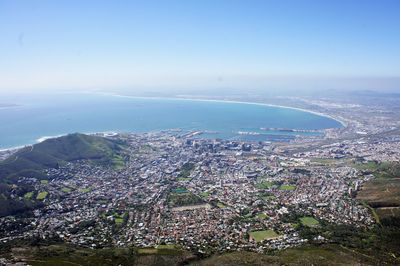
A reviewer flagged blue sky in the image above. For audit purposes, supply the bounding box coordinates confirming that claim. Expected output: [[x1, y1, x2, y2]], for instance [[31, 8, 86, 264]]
[[1, 0, 399, 91]]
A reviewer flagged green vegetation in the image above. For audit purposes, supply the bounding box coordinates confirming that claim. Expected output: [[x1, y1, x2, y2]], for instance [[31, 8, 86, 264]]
[[168, 188, 203, 207], [255, 181, 274, 189], [236, 209, 254, 222], [61, 187, 72, 193], [0, 186, 43, 217], [24, 192, 34, 200], [115, 218, 124, 224], [36, 191, 48, 200], [256, 213, 268, 220], [289, 215, 400, 264], [352, 161, 400, 179], [4, 243, 190, 266], [139, 144, 156, 152], [136, 246, 183, 256], [177, 177, 192, 182], [279, 184, 296, 190], [156, 244, 179, 250], [356, 161, 400, 224], [4, 219, 400, 265], [300, 216, 320, 227], [172, 187, 188, 194], [352, 160, 380, 171], [216, 202, 226, 208], [249, 230, 279, 242], [0, 133, 124, 182], [136, 245, 184, 255], [358, 178, 400, 208], [177, 162, 195, 179], [111, 154, 125, 170], [137, 248, 159, 254], [258, 191, 276, 201], [113, 212, 127, 225], [199, 191, 210, 198], [311, 158, 343, 165], [280, 204, 399, 263], [0, 133, 126, 217], [194, 245, 381, 266], [79, 187, 91, 193], [261, 195, 276, 201]]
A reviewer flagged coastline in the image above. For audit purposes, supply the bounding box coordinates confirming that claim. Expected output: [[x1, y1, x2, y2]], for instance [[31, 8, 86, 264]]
[[0, 146, 25, 153], [0, 131, 119, 153], [36, 134, 66, 143], [103, 92, 348, 127], [0, 94, 346, 151]]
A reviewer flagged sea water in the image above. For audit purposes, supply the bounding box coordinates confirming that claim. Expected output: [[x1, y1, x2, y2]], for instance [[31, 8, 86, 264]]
[[0, 92, 342, 149]]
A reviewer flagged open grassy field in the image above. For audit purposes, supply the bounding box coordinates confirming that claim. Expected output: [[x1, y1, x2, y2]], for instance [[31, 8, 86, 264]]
[[256, 213, 268, 220], [36, 191, 48, 200], [279, 184, 296, 191], [168, 188, 203, 207], [79, 187, 91, 193], [300, 216, 320, 227], [311, 158, 349, 166], [24, 191, 34, 200], [115, 218, 124, 224], [255, 181, 274, 189], [61, 187, 72, 193], [249, 229, 279, 242]]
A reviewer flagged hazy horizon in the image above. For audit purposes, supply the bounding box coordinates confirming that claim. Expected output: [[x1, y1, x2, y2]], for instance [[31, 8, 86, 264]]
[[1, 0, 400, 93]]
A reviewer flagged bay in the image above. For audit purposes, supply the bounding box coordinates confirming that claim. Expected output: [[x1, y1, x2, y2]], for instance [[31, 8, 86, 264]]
[[0, 93, 343, 148]]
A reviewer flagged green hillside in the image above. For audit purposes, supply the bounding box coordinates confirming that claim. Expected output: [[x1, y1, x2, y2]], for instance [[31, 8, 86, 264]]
[[0, 133, 124, 182], [0, 133, 125, 217]]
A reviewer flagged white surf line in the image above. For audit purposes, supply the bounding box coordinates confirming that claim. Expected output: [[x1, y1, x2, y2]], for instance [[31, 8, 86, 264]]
[[2, 131, 122, 151], [100, 92, 347, 127], [0, 145, 27, 153], [36, 134, 66, 143]]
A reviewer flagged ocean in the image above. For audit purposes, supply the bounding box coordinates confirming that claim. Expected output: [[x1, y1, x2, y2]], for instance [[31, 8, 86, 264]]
[[0, 92, 343, 149]]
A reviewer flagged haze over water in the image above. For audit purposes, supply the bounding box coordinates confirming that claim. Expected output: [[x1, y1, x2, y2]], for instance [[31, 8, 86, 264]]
[[0, 93, 342, 149]]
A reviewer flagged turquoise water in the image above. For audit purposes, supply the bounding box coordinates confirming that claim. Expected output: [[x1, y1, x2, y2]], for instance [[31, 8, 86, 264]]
[[0, 93, 342, 148]]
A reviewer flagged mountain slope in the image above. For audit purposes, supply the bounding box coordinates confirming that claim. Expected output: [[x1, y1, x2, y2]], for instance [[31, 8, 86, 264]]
[[0, 133, 125, 217], [0, 133, 123, 182]]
